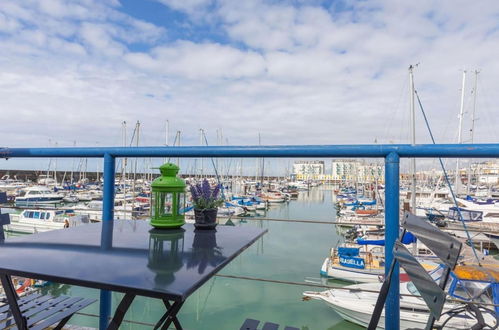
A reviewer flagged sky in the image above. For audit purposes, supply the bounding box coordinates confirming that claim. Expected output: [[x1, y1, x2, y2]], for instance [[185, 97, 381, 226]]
[[0, 0, 499, 174]]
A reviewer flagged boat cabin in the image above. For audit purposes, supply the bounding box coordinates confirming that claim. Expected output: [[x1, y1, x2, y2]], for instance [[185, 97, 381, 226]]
[[21, 209, 75, 222]]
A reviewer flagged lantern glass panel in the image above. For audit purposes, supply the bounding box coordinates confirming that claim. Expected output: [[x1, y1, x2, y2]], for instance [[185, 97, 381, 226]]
[[177, 193, 186, 215], [150, 193, 155, 217], [160, 192, 174, 216]]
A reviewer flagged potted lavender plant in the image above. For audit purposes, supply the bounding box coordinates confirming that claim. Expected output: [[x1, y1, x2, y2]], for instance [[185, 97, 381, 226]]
[[190, 179, 224, 229]]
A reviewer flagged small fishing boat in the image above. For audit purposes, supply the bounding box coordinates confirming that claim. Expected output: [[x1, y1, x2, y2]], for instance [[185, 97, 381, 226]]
[[320, 233, 436, 283], [261, 192, 286, 203], [320, 246, 410, 283], [355, 209, 379, 217]]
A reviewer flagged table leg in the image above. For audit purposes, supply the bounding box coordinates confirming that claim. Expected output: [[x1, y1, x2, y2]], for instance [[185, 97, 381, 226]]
[[107, 293, 135, 330], [153, 300, 184, 330], [163, 300, 183, 329], [53, 314, 72, 330], [0, 274, 27, 330]]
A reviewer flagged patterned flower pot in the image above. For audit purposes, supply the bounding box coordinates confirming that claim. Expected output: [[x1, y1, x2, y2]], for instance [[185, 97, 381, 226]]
[[193, 208, 218, 230]]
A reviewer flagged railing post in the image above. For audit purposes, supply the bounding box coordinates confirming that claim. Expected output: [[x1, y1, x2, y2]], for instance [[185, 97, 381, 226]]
[[385, 152, 400, 330], [102, 153, 116, 222], [100, 153, 115, 330]]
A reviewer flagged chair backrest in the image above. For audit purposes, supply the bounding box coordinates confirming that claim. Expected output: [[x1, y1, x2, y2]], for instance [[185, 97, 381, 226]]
[[368, 212, 462, 330], [0, 192, 9, 240]]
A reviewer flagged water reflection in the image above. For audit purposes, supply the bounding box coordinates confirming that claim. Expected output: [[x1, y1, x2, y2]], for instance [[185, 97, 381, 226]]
[[100, 220, 114, 250], [187, 230, 224, 274], [39, 283, 71, 297], [147, 228, 185, 288]]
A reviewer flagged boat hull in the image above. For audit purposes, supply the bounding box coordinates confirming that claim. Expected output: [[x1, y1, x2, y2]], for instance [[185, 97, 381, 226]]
[[320, 258, 383, 283], [15, 197, 63, 206]]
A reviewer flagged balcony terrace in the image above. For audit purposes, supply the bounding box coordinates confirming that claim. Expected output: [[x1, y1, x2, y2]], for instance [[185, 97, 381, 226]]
[[0, 144, 498, 330]]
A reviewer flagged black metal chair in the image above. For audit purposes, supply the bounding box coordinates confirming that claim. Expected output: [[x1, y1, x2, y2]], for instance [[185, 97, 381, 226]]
[[0, 192, 96, 330], [368, 212, 463, 330], [240, 318, 299, 330]]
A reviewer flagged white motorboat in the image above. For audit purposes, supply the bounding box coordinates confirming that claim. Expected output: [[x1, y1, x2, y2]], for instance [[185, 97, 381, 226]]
[[15, 186, 63, 206], [7, 209, 89, 233], [63, 194, 79, 203], [304, 265, 498, 329], [0, 175, 27, 192], [75, 200, 144, 221]]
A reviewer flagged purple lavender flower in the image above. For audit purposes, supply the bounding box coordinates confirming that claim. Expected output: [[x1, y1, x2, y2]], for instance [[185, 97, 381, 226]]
[[202, 179, 211, 200], [212, 184, 220, 199], [190, 180, 223, 209], [190, 185, 200, 202]]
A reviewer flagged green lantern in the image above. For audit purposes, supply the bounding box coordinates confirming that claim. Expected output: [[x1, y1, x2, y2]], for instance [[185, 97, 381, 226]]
[[150, 163, 186, 229]]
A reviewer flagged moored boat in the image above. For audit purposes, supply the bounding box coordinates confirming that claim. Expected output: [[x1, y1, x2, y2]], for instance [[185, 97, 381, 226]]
[[305, 265, 499, 329], [15, 186, 63, 206]]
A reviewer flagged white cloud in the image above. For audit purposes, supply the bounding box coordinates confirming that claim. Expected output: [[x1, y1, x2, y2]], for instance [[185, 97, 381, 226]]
[[0, 12, 20, 32], [125, 41, 266, 79], [0, 0, 498, 168], [156, 0, 213, 16]]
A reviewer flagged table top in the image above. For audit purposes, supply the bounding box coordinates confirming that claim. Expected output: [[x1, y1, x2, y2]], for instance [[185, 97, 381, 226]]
[[0, 221, 267, 301]]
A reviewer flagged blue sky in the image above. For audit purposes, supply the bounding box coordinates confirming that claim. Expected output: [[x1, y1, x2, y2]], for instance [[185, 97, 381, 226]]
[[0, 0, 499, 173]]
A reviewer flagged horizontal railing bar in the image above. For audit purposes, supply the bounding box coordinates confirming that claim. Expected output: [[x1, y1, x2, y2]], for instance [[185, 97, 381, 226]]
[[215, 274, 499, 307], [73, 311, 156, 327], [329, 221, 499, 234], [231, 216, 335, 225], [2, 144, 499, 158]]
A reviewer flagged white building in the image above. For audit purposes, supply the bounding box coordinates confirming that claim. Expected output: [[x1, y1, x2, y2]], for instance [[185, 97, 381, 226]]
[[331, 160, 384, 183], [357, 164, 384, 183], [469, 161, 499, 185], [293, 161, 325, 178], [331, 159, 361, 182]]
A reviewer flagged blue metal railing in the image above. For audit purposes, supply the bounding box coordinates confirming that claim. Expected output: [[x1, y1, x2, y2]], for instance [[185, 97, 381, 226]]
[[2, 143, 499, 330]]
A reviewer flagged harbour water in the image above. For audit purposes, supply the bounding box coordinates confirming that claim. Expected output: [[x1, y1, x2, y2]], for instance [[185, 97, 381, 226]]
[[37, 186, 363, 329]]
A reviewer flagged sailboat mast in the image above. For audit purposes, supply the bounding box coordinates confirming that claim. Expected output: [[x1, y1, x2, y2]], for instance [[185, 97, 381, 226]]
[[176, 130, 181, 167], [132, 121, 140, 219], [54, 141, 58, 186], [199, 129, 204, 179], [122, 120, 127, 219], [259, 133, 264, 186], [467, 70, 479, 194], [164, 120, 169, 164], [470, 70, 479, 143], [409, 65, 417, 212], [455, 70, 466, 192]]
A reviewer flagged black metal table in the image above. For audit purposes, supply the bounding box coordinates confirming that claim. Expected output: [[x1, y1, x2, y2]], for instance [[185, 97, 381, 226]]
[[0, 221, 267, 329]]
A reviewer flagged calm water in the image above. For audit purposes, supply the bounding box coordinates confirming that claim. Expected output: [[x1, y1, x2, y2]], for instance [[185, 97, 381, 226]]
[[39, 186, 363, 329]]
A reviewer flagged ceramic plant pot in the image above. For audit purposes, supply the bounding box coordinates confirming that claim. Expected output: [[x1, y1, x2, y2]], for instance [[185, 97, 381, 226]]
[[193, 208, 218, 229]]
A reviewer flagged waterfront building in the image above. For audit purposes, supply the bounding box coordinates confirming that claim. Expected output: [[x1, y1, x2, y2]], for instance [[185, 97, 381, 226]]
[[471, 160, 499, 185], [357, 163, 384, 184], [331, 159, 360, 182], [293, 161, 325, 180]]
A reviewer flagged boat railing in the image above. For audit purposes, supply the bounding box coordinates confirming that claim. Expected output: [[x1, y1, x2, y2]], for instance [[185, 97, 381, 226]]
[[2, 143, 499, 330]]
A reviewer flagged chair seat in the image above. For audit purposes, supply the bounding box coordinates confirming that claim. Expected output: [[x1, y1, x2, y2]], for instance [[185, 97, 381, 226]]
[[240, 318, 299, 330], [0, 293, 95, 330]]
